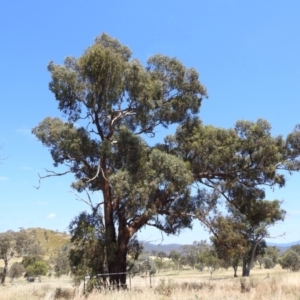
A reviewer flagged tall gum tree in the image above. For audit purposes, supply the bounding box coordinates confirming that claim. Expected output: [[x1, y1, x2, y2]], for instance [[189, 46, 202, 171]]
[[32, 34, 207, 287], [33, 34, 300, 284]]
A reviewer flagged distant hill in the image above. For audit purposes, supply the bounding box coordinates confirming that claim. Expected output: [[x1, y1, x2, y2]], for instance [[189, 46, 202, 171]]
[[2, 228, 298, 256], [142, 240, 300, 254], [142, 242, 183, 254], [266, 240, 300, 252], [25, 227, 70, 257]]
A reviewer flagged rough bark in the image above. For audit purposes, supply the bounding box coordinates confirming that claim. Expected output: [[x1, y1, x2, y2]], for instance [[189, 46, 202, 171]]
[[242, 241, 259, 277], [242, 259, 250, 277]]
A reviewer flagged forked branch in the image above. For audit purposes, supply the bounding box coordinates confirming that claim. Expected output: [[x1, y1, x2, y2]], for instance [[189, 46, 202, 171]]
[[33, 169, 72, 189]]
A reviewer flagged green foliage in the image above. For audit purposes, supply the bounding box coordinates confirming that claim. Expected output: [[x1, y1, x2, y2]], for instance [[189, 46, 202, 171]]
[[180, 243, 200, 269], [279, 250, 300, 271], [290, 244, 300, 255], [265, 246, 280, 264], [198, 248, 220, 275], [22, 256, 43, 268], [25, 260, 48, 277], [209, 197, 284, 276], [68, 211, 106, 278], [263, 257, 275, 269]]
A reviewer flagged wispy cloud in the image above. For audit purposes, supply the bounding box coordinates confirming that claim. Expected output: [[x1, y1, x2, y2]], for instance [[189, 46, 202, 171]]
[[16, 128, 31, 136], [287, 210, 300, 217], [0, 176, 9, 181], [47, 213, 56, 219], [37, 201, 48, 206], [21, 166, 32, 171]]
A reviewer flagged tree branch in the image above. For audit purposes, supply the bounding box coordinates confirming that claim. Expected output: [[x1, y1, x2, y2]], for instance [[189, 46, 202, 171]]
[[33, 169, 72, 189]]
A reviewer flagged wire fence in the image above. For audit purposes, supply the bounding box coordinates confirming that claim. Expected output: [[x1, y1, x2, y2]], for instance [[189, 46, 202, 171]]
[[84, 271, 156, 292]]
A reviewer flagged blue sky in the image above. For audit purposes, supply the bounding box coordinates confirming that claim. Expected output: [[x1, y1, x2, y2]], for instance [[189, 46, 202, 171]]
[[1, 1, 300, 245]]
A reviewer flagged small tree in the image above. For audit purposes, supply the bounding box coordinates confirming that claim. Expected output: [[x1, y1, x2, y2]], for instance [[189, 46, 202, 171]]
[[68, 211, 107, 279], [154, 258, 164, 273], [263, 257, 275, 269], [8, 262, 25, 282], [0, 231, 15, 284], [169, 250, 182, 271], [49, 244, 71, 278], [157, 251, 167, 261], [206, 198, 285, 277], [180, 243, 201, 269], [265, 246, 280, 265]]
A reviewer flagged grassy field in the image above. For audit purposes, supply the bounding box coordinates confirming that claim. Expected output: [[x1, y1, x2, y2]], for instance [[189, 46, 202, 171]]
[[1, 264, 300, 300]]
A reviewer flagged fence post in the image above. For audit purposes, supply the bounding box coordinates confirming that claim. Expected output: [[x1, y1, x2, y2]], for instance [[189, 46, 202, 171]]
[[129, 273, 131, 290]]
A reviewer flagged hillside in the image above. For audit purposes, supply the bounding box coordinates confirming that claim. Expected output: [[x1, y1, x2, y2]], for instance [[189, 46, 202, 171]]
[[25, 227, 70, 257]]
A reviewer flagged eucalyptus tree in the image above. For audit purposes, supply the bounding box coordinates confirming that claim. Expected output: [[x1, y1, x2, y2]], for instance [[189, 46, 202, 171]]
[[32, 33, 207, 287], [0, 231, 15, 284], [208, 199, 284, 276], [163, 118, 300, 276], [33, 33, 300, 285]]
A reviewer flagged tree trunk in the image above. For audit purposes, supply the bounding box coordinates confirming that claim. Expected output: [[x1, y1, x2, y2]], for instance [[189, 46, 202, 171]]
[[233, 265, 238, 277], [242, 258, 250, 276], [1, 259, 8, 284], [242, 241, 260, 277], [103, 173, 132, 289], [115, 230, 130, 289], [102, 172, 117, 286]]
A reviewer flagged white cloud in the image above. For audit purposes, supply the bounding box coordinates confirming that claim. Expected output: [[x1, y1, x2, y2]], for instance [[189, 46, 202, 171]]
[[21, 166, 32, 170], [287, 210, 300, 218], [16, 128, 31, 136], [37, 201, 48, 206], [47, 213, 56, 219], [0, 176, 9, 181]]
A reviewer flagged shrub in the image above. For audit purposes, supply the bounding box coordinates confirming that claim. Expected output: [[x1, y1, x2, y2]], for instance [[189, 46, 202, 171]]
[[155, 278, 176, 296], [8, 262, 25, 281], [279, 250, 300, 271], [263, 257, 275, 269], [26, 260, 48, 277], [54, 287, 74, 299]]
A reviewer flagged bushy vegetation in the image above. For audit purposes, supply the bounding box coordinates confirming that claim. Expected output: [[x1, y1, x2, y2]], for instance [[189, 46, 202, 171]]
[[279, 250, 300, 271]]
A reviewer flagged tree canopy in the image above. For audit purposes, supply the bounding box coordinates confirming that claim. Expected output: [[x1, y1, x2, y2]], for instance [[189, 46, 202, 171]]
[[32, 33, 300, 285]]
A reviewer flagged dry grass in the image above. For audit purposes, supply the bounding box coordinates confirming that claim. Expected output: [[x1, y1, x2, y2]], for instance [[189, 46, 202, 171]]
[[1, 266, 300, 300]]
